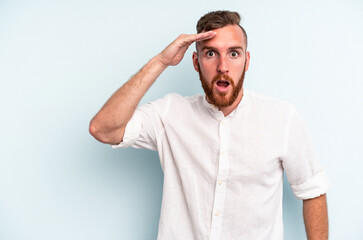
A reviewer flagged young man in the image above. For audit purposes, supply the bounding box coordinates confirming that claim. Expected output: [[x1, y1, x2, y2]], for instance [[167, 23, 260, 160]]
[[89, 11, 329, 240]]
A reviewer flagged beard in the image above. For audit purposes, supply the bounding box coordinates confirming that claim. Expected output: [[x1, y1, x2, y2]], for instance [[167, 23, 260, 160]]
[[198, 62, 246, 108]]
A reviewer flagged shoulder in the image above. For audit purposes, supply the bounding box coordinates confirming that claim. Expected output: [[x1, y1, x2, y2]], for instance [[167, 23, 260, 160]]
[[150, 93, 202, 107], [245, 89, 294, 110], [143, 93, 203, 118], [243, 89, 296, 121]]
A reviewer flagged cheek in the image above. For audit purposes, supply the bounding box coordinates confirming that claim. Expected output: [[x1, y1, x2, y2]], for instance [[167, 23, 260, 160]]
[[231, 58, 245, 66], [231, 60, 245, 73], [199, 60, 217, 74], [200, 68, 215, 82]]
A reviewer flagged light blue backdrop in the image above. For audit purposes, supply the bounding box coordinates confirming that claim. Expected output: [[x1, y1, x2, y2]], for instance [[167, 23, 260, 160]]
[[1, 0, 362, 239]]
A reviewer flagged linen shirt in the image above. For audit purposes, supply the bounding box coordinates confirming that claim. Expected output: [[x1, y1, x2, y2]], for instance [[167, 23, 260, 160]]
[[113, 89, 329, 240]]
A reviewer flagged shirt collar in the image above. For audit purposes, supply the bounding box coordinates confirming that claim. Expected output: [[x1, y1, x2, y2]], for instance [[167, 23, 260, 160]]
[[202, 88, 248, 120]]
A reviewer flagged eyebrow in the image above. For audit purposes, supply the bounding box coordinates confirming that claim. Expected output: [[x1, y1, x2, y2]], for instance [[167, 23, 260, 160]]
[[201, 46, 245, 52]]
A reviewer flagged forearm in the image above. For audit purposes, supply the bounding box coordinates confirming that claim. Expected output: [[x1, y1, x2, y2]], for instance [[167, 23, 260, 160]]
[[89, 55, 167, 144], [303, 194, 329, 240]]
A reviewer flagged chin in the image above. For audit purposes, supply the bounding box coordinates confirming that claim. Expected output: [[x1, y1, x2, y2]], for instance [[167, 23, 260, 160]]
[[211, 94, 234, 108]]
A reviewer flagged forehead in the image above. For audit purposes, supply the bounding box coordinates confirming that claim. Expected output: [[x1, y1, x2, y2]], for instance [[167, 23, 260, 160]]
[[198, 25, 246, 52]]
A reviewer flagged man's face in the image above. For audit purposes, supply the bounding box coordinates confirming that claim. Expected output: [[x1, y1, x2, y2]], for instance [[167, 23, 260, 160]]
[[193, 25, 250, 108]]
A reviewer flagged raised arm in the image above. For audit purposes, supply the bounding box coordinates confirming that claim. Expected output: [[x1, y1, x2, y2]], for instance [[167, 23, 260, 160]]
[[303, 194, 329, 240], [89, 31, 216, 144]]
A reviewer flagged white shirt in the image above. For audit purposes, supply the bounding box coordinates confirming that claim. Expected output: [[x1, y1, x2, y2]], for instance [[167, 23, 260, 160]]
[[113, 89, 329, 240]]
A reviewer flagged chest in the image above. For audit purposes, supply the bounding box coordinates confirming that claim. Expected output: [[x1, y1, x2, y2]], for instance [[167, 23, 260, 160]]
[[163, 111, 286, 182]]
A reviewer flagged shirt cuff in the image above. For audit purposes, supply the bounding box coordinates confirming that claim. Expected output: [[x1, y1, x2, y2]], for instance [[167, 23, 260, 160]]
[[290, 170, 330, 200], [112, 111, 142, 149]]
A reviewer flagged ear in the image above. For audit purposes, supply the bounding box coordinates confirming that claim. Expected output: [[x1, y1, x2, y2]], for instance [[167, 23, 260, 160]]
[[192, 51, 199, 72], [245, 51, 251, 72]]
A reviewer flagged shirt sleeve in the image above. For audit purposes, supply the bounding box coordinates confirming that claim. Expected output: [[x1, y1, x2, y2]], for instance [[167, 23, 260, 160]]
[[111, 102, 164, 151], [282, 107, 329, 200]]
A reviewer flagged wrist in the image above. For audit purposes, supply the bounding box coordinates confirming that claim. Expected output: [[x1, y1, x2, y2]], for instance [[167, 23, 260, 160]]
[[152, 54, 169, 70]]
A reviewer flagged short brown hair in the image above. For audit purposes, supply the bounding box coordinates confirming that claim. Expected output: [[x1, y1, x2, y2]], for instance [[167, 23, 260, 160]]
[[196, 10, 248, 48]]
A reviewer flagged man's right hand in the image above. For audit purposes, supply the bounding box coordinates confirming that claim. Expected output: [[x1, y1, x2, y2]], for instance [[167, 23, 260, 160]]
[[157, 31, 216, 67]]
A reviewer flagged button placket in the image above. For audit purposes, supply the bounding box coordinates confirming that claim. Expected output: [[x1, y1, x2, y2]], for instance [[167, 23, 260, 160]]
[[209, 118, 231, 240]]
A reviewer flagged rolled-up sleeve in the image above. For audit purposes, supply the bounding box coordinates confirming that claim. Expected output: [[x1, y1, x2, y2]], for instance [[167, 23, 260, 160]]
[[282, 107, 329, 200], [112, 102, 164, 151]]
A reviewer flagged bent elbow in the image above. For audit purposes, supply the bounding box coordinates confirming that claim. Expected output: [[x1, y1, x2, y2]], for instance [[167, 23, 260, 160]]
[[89, 120, 103, 141], [89, 119, 124, 145]]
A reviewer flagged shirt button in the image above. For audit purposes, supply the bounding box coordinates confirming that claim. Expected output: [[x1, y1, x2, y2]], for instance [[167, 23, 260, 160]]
[[215, 212, 219, 217], [218, 180, 223, 185]]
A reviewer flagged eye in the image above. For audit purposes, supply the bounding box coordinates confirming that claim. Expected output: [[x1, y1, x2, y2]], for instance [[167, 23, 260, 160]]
[[230, 51, 239, 58], [206, 51, 215, 57]]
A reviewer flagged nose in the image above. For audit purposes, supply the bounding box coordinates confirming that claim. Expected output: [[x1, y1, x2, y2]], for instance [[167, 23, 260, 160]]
[[217, 56, 228, 74]]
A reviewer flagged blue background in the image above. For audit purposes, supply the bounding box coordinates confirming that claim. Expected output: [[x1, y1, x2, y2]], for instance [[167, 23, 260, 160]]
[[1, 0, 362, 239]]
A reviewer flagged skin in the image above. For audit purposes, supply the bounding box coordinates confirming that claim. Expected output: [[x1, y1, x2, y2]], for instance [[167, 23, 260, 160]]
[[89, 24, 329, 238], [303, 194, 329, 240], [89, 31, 216, 144], [193, 25, 250, 116]]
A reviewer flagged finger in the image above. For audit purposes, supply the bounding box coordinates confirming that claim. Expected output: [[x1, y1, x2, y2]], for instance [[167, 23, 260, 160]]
[[180, 31, 216, 45], [194, 31, 217, 42]]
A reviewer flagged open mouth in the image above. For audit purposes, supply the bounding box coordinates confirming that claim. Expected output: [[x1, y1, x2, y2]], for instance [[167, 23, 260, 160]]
[[215, 80, 230, 92], [217, 80, 230, 88]]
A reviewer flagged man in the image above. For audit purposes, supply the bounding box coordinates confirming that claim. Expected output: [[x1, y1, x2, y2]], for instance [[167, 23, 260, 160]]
[[89, 10, 329, 240]]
